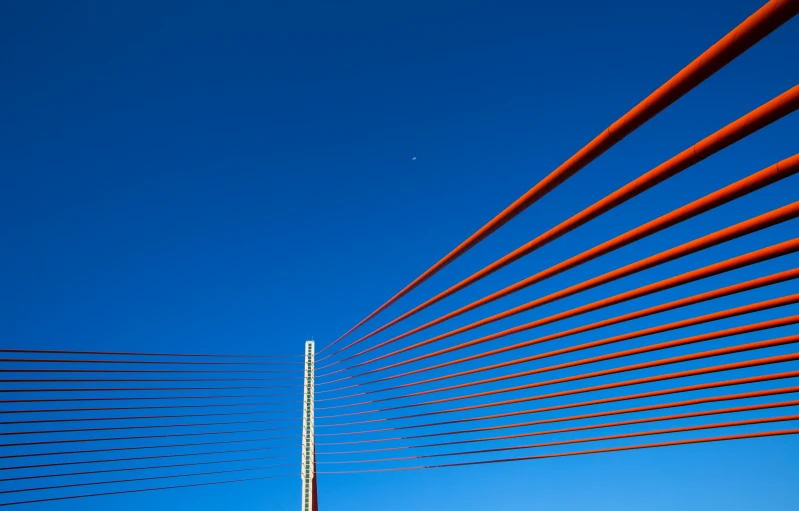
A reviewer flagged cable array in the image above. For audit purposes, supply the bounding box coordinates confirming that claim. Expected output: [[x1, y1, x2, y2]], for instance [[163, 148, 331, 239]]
[[313, 0, 799, 484], [0, 351, 302, 506]]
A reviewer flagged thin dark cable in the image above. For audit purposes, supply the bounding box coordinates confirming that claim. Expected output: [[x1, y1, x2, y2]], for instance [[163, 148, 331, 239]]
[[0, 473, 295, 507], [0, 358, 302, 366], [318, 267, 799, 391], [317, 334, 799, 413], [0, 447, 296, 472], [0, 436, 299, 461], [0, 410, 298, 426], [0, 369, 303, 375], [0, 401, 300, 416]]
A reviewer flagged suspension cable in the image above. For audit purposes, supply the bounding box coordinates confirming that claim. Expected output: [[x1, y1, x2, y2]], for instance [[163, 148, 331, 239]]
[[319, 293, 799, 398], [329, 235, 799, 382], [322, 95, 799, 365], [317, 352, 799, 421], [318, 0, 799, 355]]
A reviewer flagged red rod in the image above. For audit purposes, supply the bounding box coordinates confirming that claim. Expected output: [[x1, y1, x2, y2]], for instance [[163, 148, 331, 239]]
[[322, 94, 799, 365], [0, 419, 299, 438], [317, 386, 799, 441], [317, 353, 799, 421], [318, 415, 799, 462], [348, 314, 799, 405], [318, 371, 799, 431], [338, 235, 799, 382], [318, 0, 799, 355], [317, 429, 799, 474], [318, 335, 799, 413], [0, 387, 301, 393], [0, 466, 297, 497], [319, 293, 799, 398], [0, 459, 294, 483], [0, 410, 298, 426], [316, 269, 798, 393]]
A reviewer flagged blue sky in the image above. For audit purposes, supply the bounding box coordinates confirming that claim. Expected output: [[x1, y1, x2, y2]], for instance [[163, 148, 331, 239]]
[[1, 0, 798, 510]]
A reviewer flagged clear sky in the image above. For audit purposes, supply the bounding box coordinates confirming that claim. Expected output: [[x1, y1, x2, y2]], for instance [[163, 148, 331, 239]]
[[1, 0, 798, 510]]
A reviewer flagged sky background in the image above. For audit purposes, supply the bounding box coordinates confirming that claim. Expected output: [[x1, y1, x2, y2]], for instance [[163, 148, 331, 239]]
[[1, 0, 798, 510]]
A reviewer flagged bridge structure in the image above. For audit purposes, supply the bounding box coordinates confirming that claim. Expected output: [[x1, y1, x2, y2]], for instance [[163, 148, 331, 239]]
[[1, 0, 798, 508]]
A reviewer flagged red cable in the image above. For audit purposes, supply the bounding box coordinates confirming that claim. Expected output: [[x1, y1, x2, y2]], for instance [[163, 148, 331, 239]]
[[317, 429, 799, 474], [319, 370, 799, 431], [0, 466, 297, 497], [1, 448, 294, 473], [317, 386, 798, 442], [0, 402, 299, 416], [323, 95, 799, 366], [318, 415, 799, 462], [317, 352, 799, 421], [319, 335, 799, 413], [0, 378, 296, 383], [333, 234, 799, 382], [318, 0, 799, 355], [319, 293, 799, 398]]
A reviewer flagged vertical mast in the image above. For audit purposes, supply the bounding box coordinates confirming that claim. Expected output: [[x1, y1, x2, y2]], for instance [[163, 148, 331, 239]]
[[301, 341, 316, 511]]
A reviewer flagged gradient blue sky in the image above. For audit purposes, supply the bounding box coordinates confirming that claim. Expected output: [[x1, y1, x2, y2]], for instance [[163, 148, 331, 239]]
[[2, 0, 798, 510]]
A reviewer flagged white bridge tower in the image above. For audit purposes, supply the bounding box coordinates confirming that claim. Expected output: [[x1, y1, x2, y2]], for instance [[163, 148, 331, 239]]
[[301, 341, 316, 511]]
